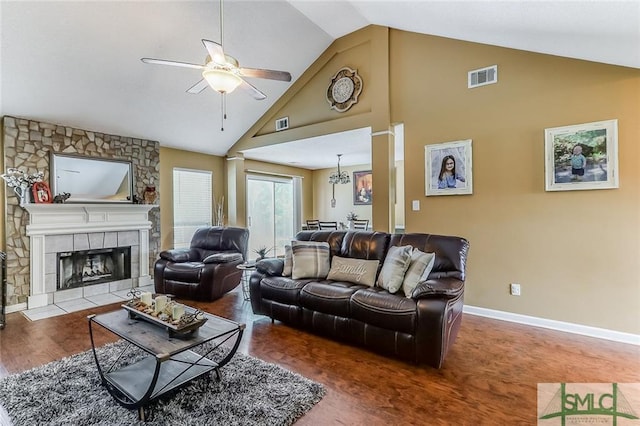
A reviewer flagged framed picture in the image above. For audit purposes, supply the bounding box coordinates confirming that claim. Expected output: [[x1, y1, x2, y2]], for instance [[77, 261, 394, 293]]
[[353, 170, 372, 205], [544, 119, 619, 191], [425, 139, 473, 196], [32, 181, 53, 203]]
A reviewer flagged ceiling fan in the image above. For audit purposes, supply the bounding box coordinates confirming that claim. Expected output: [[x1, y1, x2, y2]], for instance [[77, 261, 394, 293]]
[[140, 0, 292, 128]]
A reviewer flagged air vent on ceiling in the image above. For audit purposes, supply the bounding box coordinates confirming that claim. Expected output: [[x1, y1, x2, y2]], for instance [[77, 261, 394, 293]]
[[275, 117, 289, 132], [468, 65, 498, 88]]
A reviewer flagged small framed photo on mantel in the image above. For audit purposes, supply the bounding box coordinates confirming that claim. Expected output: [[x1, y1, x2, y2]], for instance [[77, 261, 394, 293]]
[[425, 139, 473, 196], [544, 119, 619, 192]]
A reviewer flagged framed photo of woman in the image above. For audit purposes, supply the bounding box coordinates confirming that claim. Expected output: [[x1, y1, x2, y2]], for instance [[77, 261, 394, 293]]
[[425, 139, 473, 196], [32, 181, 53, 203]]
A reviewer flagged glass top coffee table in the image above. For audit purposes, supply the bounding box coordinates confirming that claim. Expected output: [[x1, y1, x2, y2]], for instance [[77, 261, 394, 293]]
[[88, 308, 245, 421]]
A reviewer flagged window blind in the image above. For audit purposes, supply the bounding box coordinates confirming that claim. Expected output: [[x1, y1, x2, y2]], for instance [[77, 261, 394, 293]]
[[173, 168, 212, 248]]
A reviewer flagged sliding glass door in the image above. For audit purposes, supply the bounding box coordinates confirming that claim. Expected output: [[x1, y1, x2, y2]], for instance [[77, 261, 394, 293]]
[[246, 175, 295, 260]]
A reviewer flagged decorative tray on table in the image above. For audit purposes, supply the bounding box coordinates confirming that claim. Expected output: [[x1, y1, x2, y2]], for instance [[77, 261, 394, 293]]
[[123, 291, 207, 337]]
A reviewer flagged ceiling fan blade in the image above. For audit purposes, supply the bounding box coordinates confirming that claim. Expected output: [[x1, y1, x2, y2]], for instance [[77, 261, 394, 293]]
[[239, 78, 267, 100], [201, 39, 227, 65], [239, 67, 292, 82], [141, 58, 204, 70], [186, 78, 209, 94]]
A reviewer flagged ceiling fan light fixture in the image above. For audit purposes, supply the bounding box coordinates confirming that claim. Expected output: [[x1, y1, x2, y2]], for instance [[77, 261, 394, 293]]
[[203, 69, 242, 93]]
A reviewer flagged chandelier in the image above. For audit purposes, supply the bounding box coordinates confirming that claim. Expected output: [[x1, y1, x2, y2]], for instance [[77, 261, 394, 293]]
[[328, 154, 350, 185], [329, 154, 349, 208]]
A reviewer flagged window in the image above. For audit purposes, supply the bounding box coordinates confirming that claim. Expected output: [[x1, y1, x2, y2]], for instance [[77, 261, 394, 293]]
[[247, 174, 299, 259], [173, 168, 212, 248]]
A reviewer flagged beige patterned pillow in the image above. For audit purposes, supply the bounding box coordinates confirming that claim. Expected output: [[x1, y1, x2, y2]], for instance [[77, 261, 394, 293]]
[[327, 256, 379, 287], [402, 249, 436, 298], [291, 241, 331, 279], [377, 245, 413, 293], [282, 245, 293, 277]]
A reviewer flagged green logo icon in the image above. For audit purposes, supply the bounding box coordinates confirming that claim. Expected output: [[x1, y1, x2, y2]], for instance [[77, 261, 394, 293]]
[[539, 383, 639, 425]]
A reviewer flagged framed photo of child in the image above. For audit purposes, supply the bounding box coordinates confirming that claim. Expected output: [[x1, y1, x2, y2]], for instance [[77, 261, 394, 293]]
[[425, 139, 473, 196], [32, 181, 53, 203], [544, 119, 619, 191]]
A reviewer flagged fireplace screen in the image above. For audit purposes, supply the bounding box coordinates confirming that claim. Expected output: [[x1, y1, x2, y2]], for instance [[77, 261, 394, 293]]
[[57, 247, 131, 290]]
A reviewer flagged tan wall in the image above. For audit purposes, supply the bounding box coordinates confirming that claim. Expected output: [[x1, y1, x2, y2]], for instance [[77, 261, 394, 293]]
[[159, 148, 314, 249], [313, 164, 373, 225], [159, 147, 225, 251], [391, 30, 640, 333], [229, 25, 639, 334], [243, 158, 314, 224], [311, 161, 405, 228]]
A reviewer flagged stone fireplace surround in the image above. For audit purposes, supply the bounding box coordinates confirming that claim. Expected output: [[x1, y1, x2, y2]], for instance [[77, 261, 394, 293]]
[[2, 116, 160, 310], [24, 203, 155, 309]]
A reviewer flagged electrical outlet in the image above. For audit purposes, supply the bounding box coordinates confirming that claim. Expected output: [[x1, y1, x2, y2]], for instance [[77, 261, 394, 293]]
[[510, 283, 521, 296]]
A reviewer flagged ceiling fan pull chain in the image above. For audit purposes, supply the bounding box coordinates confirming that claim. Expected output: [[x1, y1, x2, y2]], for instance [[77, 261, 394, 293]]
[[221, 94, 225, 131]]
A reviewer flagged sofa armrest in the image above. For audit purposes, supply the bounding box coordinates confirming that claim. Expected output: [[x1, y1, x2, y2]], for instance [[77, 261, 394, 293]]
[[203, 253, 243, 264], [159, 248, 196, 263], [255, 258, 284, 276], [411, 277, 464, 300]]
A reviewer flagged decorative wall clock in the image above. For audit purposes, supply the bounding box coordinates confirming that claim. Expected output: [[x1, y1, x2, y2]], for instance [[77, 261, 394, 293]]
[[327, 67, 363, 113]]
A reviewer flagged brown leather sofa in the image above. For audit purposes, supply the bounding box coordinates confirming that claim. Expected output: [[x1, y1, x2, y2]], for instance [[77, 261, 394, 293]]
[[249, 230, 469, 368], [154, 226, 249, 301]]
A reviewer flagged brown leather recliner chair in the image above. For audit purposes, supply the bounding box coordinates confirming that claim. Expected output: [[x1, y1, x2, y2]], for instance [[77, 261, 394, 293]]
[[154, 226, 249, 301]]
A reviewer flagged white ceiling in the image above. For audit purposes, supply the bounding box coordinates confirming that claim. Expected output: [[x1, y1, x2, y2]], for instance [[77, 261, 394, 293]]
[[1, 1, 638, 170]]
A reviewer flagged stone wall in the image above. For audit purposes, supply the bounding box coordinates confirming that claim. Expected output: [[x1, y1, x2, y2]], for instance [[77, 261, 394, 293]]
[[2, 116, 161, 307]]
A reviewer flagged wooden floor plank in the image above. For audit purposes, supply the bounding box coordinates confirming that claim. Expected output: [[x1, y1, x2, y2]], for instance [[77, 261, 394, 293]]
[[0, 287, 638, 425]]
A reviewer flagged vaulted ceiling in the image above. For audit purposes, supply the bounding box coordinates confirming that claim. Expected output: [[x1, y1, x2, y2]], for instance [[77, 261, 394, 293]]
[[1, 1, 638, 168]]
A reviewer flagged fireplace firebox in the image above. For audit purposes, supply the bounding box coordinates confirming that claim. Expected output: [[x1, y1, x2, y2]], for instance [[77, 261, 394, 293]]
[[57, 247, 131, 290]]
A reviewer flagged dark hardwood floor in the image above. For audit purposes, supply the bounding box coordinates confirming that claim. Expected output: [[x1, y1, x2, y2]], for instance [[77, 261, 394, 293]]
[[1, 287, 638, 425]]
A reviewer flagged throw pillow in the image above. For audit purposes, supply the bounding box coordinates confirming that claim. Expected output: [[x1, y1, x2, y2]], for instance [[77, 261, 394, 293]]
[[402, 249, 436, 298], [291, 240, 331, 280], [376, 245, 413, 293], [282, 245, 293, 277], [327, 256, 379, 287]]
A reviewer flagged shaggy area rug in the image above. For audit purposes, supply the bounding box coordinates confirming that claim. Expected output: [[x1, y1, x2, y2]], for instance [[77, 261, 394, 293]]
[[0, 341, 325, 426]]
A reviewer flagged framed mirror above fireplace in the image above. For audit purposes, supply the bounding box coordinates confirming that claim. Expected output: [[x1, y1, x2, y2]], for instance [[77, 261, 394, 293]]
[[50, 153, 133, 203]]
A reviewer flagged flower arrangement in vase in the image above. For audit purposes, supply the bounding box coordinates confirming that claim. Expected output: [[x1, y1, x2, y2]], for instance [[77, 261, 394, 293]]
[[1, 168, 44, 207], [346, 211, 358, 229]]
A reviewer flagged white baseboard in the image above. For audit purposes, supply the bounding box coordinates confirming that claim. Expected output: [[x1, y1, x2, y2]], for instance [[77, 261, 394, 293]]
[[463, 305, 640, 346], [5, 303, 28, 314]]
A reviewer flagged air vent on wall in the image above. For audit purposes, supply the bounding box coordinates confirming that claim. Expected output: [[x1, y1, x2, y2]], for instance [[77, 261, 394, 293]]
[[468, 65, 498, 88], [275, 117, 289, 131]]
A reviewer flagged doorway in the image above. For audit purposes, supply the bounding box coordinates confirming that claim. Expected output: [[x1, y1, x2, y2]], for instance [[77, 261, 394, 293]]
[[246, 174, 295, 260]]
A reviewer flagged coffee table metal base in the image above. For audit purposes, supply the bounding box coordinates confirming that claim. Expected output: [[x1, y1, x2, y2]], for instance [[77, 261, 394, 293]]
[[88, 310, 244, 421]]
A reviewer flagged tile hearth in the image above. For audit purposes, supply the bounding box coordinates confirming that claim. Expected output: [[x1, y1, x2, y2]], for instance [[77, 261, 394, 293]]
[[22, 285, 154, 321]]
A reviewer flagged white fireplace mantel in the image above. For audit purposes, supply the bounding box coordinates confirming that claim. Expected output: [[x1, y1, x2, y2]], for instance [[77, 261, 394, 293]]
[[23, 203, 157, 309], [24, 203, 157, 236]]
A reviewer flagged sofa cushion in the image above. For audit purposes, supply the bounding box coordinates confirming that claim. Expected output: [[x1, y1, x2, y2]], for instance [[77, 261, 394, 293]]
[[300, 281, 365, 318], [402, 249, 436, 297], [291, 241, 331, 279], [327, 256, 379, 287], [350, 287, 417, 334], [377, 245, 412, 293], [260, 276, 311, 305], [282, 245, 293, 277]]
